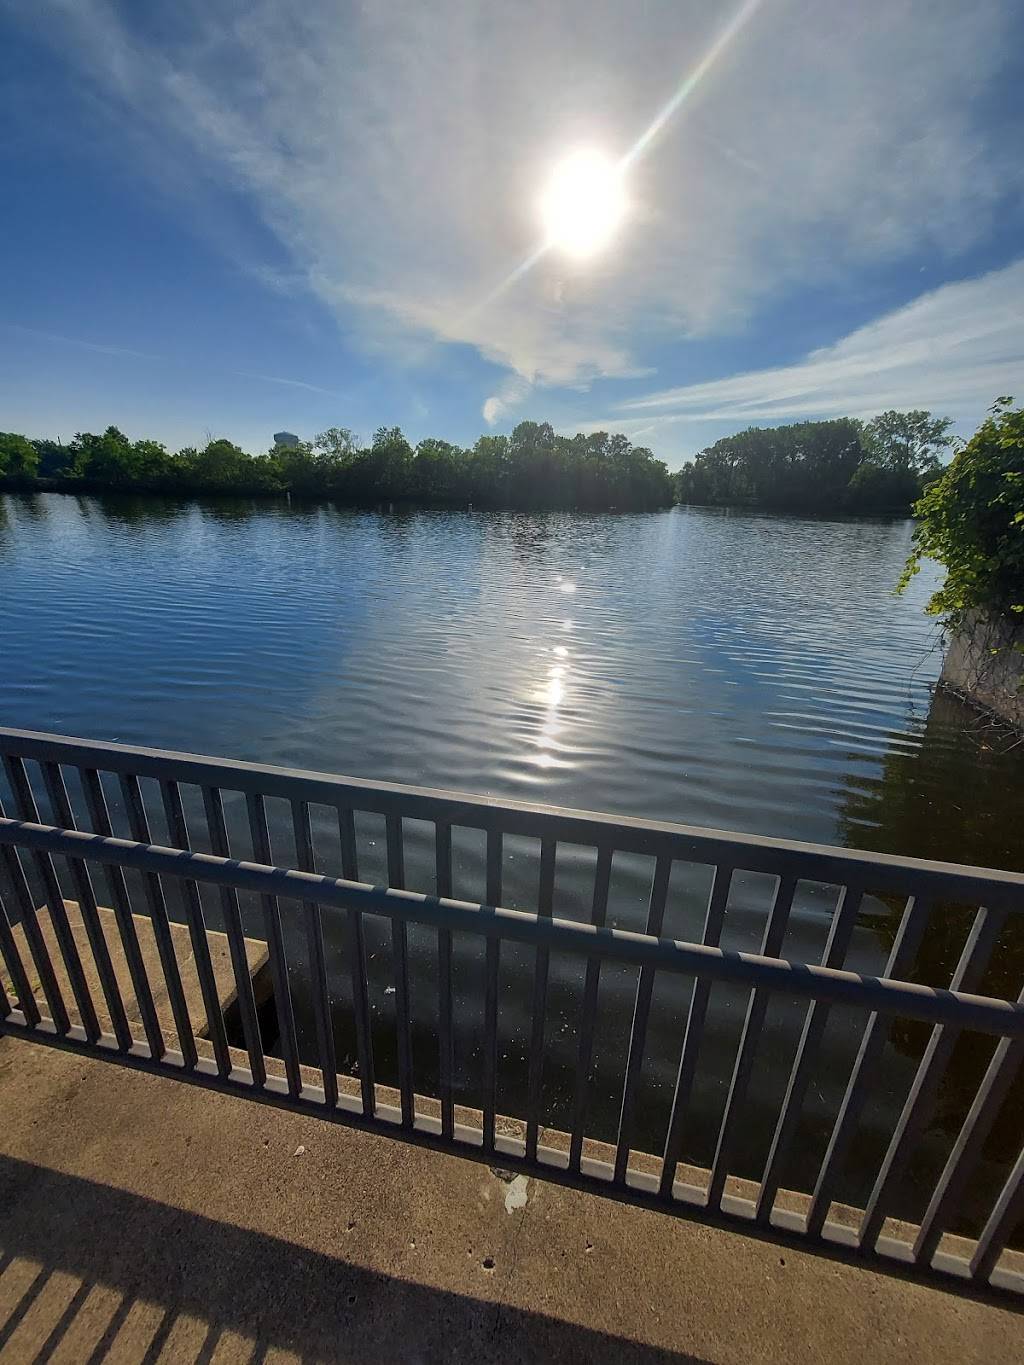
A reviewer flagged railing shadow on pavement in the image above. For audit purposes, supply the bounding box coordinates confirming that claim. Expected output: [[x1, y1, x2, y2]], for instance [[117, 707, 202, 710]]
[[0, 1155, 707, 1365]]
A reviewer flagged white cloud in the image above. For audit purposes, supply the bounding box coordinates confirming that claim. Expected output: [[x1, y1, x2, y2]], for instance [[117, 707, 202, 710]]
[[11, 0, 1023, 397], [482, 377, 530, 426], [613, 260, 1024, 436]]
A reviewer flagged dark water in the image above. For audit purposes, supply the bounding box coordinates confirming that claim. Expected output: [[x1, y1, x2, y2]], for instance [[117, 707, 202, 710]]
[[2, 493, 1022, 1231]]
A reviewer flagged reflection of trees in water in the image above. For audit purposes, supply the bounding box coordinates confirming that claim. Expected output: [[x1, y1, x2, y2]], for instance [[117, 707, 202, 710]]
[[87, 493, 195, 528], [840, 686, 1024, 874], [82, 492, 340, 529], [838, 685, 1024, 1231], [3, 491, 48, 524]]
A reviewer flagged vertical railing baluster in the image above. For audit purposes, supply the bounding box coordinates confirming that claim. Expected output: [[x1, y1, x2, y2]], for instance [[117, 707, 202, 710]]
[[386, 814, 414, 1127], [160, 779, 231, 1077], [614, 853, 674, 1184], [858, 905, 1005, 1252], [0, 817, 68, 1033], [202, 786, 266, 1086], [569, 844, 614, 1173], [706, 874, 796, 1209], [914, 986, 1024, 1267], [0, 884, 40, 1026], [339, 807, 374, 1115], [55, 764, 161, 1055], [34, 767, 109, 1050], [116, 772, 196, 1065], [291, 799, 338, 1107], [525, 837, 557, 1162], [659, 865, 733, 1196], [247, 792, 302, 1098], [754, 882, 863, 1224], [1, 771, 96, 1038], [0, 902, 11, 1016], [435, 821, 454, 1139], [482, 829, 502, 1152], [6, 758, 119, 1042], [971, 1144, 1024, 1283], [28, 764, 104, 1037], [805, 894, 931, 1237]]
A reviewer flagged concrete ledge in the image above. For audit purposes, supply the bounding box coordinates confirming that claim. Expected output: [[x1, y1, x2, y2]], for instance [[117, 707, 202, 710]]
[[0, 899, 269, 1056]]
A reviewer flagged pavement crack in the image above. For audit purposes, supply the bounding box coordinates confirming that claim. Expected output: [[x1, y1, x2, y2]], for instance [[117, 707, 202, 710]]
[[489, 1181, 531, 1342]]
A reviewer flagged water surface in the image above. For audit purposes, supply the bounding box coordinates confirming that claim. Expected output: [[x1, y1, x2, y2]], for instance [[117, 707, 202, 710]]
[[2, 493, 1022, 1231]]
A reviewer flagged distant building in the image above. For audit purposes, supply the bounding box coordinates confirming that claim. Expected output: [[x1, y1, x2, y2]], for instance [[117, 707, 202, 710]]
[[273, 431, 301, 448]]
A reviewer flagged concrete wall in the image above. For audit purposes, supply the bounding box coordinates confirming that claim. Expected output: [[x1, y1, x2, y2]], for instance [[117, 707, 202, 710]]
[[941, 609, 1024, 730]]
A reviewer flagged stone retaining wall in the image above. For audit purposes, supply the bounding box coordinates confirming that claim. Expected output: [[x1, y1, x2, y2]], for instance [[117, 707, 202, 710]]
[[940, 609, 1024, 731]]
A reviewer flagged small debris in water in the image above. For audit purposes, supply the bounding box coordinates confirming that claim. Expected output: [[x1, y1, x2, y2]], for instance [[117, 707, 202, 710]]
[[293, 1145, 306, 1156], [384, 986, 396, 995], [482, 1256, 496, 1271]]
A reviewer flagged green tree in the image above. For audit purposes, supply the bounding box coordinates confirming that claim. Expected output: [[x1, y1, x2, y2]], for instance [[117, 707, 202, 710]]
[[413, 438, 467, 499], [862, 410, 953, 475], [0, 431, 40, 478], [844, 462, 922, 513], [312, 427, 359, 462], [130, 439, 173, 486], [898, 399, 1024, 619], [31, 438, 74, 477], [675, 419, 865, 511], [180, 438, 279, 493], [69, 427, 136, 484], [366, 426, 413, 497]]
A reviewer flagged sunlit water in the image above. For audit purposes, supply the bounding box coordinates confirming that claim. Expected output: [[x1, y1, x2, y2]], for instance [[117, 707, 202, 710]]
[[2, 493, 1022, 1231]]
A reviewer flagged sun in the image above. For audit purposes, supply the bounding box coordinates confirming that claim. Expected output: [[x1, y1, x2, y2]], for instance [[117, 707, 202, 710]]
[[539, 149, 627, 260]]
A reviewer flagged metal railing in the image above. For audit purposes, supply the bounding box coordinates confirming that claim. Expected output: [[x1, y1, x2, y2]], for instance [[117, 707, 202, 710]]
[[0, 726, 1022, 1294]]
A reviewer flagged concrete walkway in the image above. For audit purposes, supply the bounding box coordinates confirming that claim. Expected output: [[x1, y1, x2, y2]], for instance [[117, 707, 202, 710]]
[[0, 1036, 1021, 1364]]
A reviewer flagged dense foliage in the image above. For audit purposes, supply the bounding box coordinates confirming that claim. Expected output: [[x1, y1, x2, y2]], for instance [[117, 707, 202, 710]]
[[898, 399, 1024, 619], [0, 421, 674, 512], [675, 410, 952, 514]]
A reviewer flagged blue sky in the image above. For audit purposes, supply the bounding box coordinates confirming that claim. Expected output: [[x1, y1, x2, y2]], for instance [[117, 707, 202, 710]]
[[1, 0, 1023, 468]]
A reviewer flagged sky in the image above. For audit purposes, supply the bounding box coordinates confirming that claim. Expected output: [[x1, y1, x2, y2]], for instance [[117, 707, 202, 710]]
[[1, 0, 1023, 468]]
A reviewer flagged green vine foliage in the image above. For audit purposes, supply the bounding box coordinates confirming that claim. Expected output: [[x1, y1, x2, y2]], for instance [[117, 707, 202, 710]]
[[898, 398, 1024, 623]]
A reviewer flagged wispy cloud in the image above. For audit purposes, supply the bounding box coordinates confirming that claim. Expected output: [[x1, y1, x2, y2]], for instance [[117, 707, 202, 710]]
[[12, 0, 1021, 399], [614, 260, 1024, 433]]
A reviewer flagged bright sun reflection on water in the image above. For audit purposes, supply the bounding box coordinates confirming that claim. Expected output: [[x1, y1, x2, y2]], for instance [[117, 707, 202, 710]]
[[527, 587, 579, 768]]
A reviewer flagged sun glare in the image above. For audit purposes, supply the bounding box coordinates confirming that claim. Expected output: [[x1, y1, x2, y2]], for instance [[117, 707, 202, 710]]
[[539, 149, 627, 260]]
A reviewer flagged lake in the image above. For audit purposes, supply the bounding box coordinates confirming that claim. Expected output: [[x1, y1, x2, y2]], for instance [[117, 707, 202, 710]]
[[2, 492, 1022, 1229]]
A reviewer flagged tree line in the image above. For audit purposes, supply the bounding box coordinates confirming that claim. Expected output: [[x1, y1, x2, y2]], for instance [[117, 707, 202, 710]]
[[1, 407, 961, 515], [0, 422, 674, 512], [674, 410, 954, 514]]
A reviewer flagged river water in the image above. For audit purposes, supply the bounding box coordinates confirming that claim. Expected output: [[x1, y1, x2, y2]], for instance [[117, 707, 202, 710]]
[[2, 493, 1022, 1230]]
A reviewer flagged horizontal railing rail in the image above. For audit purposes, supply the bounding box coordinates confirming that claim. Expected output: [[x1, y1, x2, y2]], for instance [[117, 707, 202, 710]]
[[0, 726, 1022, 1297], [2, 818, 1022, 1039], [0, 727, 1021, 906]]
